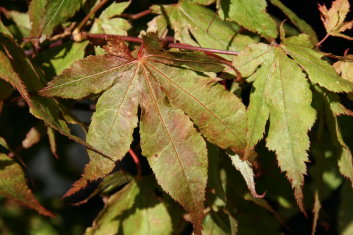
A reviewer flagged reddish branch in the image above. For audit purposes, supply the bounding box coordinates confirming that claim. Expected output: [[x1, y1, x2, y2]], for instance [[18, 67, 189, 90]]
[[83, 32, 240, 55], [128, 148, 142, 177], [120, 9, 152, 20]]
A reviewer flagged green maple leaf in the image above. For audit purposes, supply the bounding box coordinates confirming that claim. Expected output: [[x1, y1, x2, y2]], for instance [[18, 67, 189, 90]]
[[86, 178, 172, 235], [90, 1, 131, 35], [40, 33, 246, 233], [150, 1, 255, 53], [233, 33, 353, 213], [28, 0, 82, 38], [220, 0, 278, 39]]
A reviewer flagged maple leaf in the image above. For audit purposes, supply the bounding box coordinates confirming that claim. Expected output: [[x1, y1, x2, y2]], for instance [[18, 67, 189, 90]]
[[28, 0, 82, 38], [86, 178, 172, 235], [90, 1, 131, 35], [234, 32, 353, 213], [318, 0, 353, 41], [0, 33, 108, 160], [221, 0, 278, 39], [0, 152, 54, 217], [40, 33, 247, 234], [150, 1, 256, 53]]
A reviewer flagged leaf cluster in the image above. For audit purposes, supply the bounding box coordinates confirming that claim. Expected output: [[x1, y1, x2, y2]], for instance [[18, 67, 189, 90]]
[[1, 0, 353, 234]]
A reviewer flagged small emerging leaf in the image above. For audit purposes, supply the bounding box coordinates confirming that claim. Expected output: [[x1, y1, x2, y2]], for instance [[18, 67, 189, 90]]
[[318, 0, 353, 41], [90, 1, 131, 35]]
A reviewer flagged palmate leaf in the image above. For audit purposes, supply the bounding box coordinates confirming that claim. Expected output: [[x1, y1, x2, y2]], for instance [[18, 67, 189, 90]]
[[234, 33, 353, 212], [40, 33, 247, 233]]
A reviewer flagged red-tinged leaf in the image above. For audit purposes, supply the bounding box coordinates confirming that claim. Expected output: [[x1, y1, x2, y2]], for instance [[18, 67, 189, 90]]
[[63, 73, 140, 197], [318, 0, 353, 40], [144, 62, 246, 153], [41, 33, 246, 233], [139, 70, 207, 234], [0, 153, 54, 217]]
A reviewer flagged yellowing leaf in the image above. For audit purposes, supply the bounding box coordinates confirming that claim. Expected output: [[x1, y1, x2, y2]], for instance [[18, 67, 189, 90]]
[[318, 0, 353, 41], [41, 33, 247, 233], [0, 153, 54, 217]]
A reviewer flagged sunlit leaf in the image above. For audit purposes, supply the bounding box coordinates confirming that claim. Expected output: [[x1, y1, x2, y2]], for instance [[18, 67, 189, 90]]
[[0, 153, 54, 217], [334, 58, 353, 82], [41, 33, 247, 233]]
